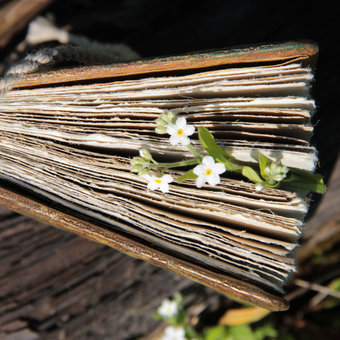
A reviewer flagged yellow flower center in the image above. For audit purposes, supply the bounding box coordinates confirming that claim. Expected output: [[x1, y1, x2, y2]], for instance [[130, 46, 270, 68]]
[[205, 169, 212, 176], [177, 128, 184, 136], [155, 179, 162, 184]]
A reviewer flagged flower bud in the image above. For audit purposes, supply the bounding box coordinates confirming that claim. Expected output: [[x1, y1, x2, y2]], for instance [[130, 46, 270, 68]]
[[155, 110, 177, 134], [139, 148, 152, 161], [264, 162, 288, 185]]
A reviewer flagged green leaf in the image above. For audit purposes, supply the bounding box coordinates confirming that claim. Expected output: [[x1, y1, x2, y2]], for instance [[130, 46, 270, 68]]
[[230, 324, 256, 340], [167, 316, 182, 326], [152, 311, 161, 320], [173, 292, 185, 324], [284, 180, 326, 193], [282, 169, 326, 193], [184, 324, 202, 340], [173, 292, 184, 306], [242, 166, 264, 184], [155, 126, 168, 134], [204, 326, 230, 340], [177, 169, 197, 183], [198, 127, 227, 162], [258, 153, 270, 180], [223, 159, 243, 172], [278, 332, 295, 340], [198, 127, 242, 172], [253, 323, 277, 340], [329, 277, 340, 291]]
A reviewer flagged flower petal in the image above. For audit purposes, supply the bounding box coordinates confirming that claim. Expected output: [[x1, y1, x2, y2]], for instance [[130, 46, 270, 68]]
[[169, 134, 180, 145], [193, 164, 205, 176], [147, 180, 159, 191], [196, 175, 206, 188], [158, 299, 178, 318], [207, 172, 220, 186], [176, 117, 186, 128], [166, 123, 177, 135], [212, 162, 226, 175], [142, 174, 152, 181], [162, 326, 186, 340], [160, 182, 170, 193], [179, 135, 190, 146], [183, 124, 195, 136], [162, 174, 173, 184], [202, 155, 215, 168]]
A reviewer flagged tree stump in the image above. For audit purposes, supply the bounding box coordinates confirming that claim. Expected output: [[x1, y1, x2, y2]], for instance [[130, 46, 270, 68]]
[[0, 206, 199, 340]]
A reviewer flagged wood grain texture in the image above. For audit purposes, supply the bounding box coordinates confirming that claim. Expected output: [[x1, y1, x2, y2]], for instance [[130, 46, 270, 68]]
[[0, 0, 52, 47], [0, 206, 194, 340], [298, 153, 340, 262]]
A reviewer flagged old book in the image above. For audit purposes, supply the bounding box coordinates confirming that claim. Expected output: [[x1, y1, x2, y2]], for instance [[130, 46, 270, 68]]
[[0, 41, 322, 310]]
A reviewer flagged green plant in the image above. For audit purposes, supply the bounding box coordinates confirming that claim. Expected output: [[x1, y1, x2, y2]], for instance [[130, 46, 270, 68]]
[[130, 111, 326, 194]]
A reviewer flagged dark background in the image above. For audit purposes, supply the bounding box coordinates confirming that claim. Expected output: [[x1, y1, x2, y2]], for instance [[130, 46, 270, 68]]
[[1, 1, 339, 339]]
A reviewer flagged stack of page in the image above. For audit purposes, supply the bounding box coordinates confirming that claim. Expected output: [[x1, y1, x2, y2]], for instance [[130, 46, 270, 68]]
[[0, 49, 318, 296]]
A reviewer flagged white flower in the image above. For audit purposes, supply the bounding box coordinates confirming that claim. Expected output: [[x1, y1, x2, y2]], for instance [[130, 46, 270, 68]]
[[143, 174, 173, 193], [264, 162, 288, 184], [167, 117, 195, 146], [161, 326, 186, 340], [193, 156, 226, 188], [157, 299, 179, 319]]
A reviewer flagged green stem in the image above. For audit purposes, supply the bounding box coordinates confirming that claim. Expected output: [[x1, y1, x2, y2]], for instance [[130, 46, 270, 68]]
[[187, 144, 202, 161], [150, 158, 199, 169]]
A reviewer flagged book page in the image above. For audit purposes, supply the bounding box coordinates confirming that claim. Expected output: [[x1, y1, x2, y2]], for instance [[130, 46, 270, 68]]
[[0, 62, 317, 292]]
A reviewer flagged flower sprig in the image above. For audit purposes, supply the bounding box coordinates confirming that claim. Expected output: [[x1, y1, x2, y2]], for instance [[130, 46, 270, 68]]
[[154, 293, 278, 340], [154, 293, 199, 340], [131, 110, 326, 195]]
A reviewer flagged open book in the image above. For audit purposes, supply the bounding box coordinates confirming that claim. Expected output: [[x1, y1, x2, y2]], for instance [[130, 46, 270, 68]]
[[0, 41, 321, 310]]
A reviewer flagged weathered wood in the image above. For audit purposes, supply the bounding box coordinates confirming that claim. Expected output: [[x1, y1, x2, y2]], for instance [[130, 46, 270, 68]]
[[0, 206, 197, 340], [0, 0, 52, 48], [298, 152, 340, 262]]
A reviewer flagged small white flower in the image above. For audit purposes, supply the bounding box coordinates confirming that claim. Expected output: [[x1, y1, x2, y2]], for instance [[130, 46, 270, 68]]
[[167, 117, 195, 146], [143, 174, 173, 193], [157, 299, 179, 319], [161, 326, 186, 340], [264, 162, 288, 184], [193, 156, 226, 188]]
